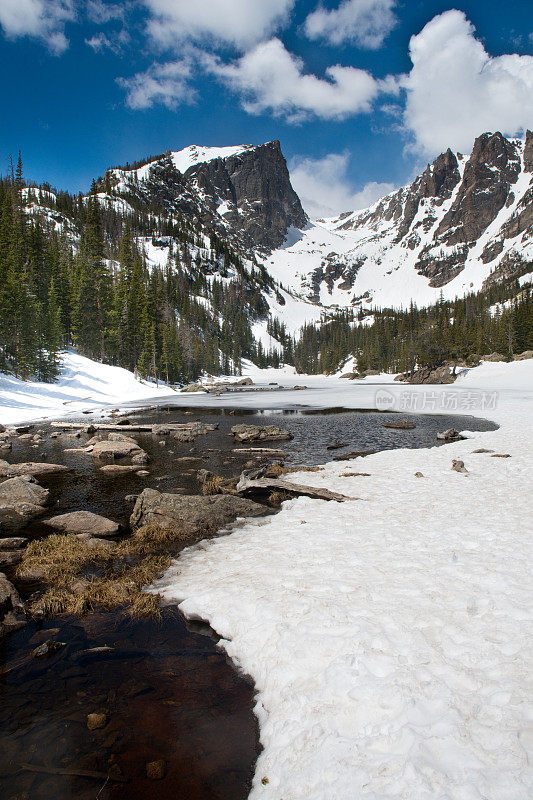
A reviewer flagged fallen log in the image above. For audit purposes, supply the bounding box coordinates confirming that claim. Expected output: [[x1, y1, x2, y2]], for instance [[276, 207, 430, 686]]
[[232, 447, 288, 455], [50, 421, 217, 434], [235, 475, 355, 502]]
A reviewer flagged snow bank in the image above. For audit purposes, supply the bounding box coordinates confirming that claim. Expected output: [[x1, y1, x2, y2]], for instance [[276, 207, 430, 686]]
[[153, 359, 533, 800], [0, 351, 176, 425]]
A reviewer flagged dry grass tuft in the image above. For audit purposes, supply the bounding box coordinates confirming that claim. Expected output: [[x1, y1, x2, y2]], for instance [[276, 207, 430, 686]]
[[22, 532, 172, 619], [201, 474, 227, 495], [268, 490, 293, 507], [17, 535, 110, 587]]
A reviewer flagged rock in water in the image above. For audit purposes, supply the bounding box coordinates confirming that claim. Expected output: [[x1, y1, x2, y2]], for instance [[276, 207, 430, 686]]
[[130, 489, 269, 537], [231, 424, 293, 443], [0, 572, 26, 638], [0, 460, 69, 477], [42, 511, 121, 538], [437, 428, 466, 442], [91, 437, 149, 463], [0, 476, 50, 532]]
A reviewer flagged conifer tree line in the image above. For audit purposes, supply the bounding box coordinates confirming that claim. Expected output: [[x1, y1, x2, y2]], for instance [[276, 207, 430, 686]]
[[0, 156, 280, 384], [1, 154, 532, 385], [291, 279, 533, 375]]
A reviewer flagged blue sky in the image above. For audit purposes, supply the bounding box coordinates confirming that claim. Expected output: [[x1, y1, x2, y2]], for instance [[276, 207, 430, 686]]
[[1, 0, 532, 217]]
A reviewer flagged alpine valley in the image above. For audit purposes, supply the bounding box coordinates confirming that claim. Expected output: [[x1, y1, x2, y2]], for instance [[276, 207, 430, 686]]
[[1, 131, 532, 384]]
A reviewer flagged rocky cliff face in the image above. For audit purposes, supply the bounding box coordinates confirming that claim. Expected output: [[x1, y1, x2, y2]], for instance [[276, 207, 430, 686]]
[[266, 131, 533, 310], [107, 140, 306, 254]]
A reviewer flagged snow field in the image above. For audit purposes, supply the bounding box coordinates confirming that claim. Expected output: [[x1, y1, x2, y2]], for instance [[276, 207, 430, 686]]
[[153, 360, 533, 800]]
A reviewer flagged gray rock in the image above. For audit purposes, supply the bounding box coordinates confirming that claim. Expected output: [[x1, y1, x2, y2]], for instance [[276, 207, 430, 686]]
[[0, 460, 69, 478], [451, 460, 468, 473], [437, 428, 466, 442], [99, 464, 140, 475], [231, 424, 293, 443], [130, 489, 269, 538], [0, 476, 50, 532], [32, 640, 65, 659], [0, 571, 26, 638], [91, 439, 148, 462], [0, 550, 23, 567], [43, 511, 121, 538], [0, 537, 28, 550]]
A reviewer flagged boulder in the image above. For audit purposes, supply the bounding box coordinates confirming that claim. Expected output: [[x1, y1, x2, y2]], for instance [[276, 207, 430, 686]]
[[180, 383, 206, 393], [91, 438, 149, 463], [514, 350, 533, 360], [99, 465, 140, 476], [43, 511, 121, 538], [0, 476, 50, 532], [230, 424, 293, 443], [130, 489, 268, 538], [382, 419, 416, 430], [0, 571, 26, 638], [0, 537, 28, 550], [437, 428, 466, 442], [0, 460, 69, 478], [0, 550, 23, 568], [452, 459, 468, 473], [482, 352, 507, 362]]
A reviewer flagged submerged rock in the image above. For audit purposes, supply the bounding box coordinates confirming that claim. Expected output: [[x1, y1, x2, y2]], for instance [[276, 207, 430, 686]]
[[130, 489, 268, 537], [43, 511, 121, 538], [0, 571, 26, 638], [92, 437, 149, 463]]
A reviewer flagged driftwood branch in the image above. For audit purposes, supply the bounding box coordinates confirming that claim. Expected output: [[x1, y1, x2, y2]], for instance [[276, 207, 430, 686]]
[[235, 475, 355, 502]]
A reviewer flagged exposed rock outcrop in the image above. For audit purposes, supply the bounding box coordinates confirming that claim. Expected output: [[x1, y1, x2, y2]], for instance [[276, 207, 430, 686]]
[[130, 489, 269, 537]]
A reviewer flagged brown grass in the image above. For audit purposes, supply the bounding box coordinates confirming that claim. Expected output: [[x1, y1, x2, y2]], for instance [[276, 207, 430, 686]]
[[21, 532, 172, 619], [17, 535, 110, 586]]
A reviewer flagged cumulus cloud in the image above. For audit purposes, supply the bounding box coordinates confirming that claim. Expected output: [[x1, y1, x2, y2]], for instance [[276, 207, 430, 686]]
[[402, 10, 533, 156], [304, 0, 397, 49], [290, 153, 394, 218], [118, 60, 195, 110], [206, 38, 397, 121], [143, 0, 295, 50], [0, 0, 74, 53]]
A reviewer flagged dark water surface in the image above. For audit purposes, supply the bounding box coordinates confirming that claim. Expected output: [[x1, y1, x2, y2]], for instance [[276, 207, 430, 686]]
[[0, 406, 497, 799]]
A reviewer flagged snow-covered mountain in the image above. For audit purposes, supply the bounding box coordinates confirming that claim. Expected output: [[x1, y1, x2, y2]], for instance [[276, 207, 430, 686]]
[[105, 140, 306, 253], [264, 131, 533, 310], [24, 131, 533, 333]]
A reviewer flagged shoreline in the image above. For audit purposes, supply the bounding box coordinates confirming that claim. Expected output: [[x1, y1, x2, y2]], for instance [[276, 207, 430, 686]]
[[152, 360, 533, 800]]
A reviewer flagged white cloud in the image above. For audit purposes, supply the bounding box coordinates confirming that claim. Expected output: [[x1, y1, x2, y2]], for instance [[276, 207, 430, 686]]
[[143, 0, 295, 50], [86, 30, 129, 54], [86, 0, 125, 23], [402, 10, 533, 156], [290, 153, 394, 218], [118, 60, 195, 110], [206, 38, 397, 122], [304, 0, 397, 49], [0, 0, 74, 53]]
